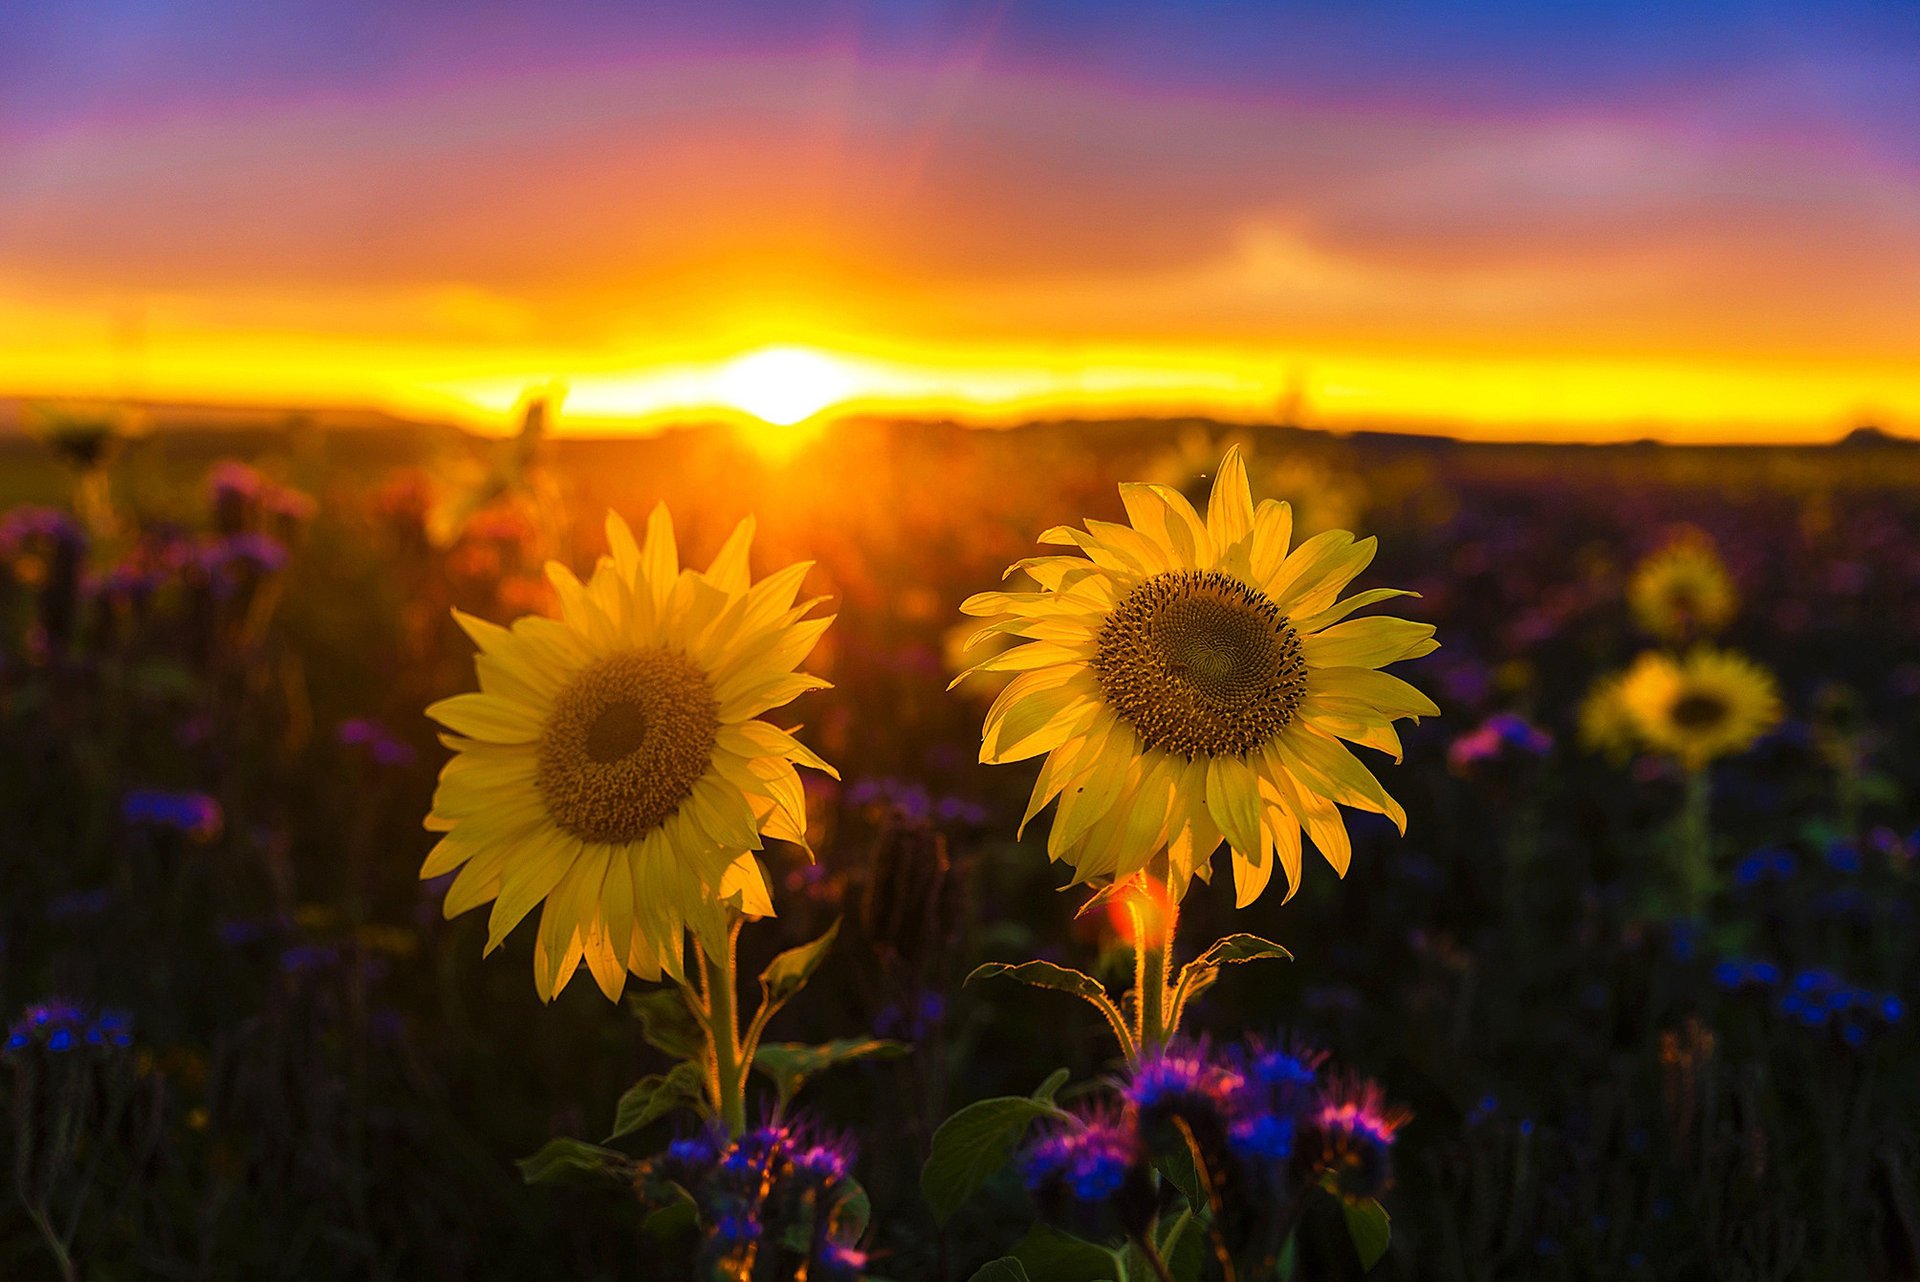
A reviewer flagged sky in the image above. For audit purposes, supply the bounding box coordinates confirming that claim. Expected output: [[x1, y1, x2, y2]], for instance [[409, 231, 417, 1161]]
[[3, 0, 1919, 440]]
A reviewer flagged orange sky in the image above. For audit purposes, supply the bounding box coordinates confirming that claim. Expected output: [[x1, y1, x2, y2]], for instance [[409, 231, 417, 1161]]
[[4, 40, 1920, 441]]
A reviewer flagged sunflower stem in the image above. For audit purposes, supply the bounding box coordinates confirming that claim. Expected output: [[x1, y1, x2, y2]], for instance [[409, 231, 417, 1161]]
[[1132, 873, 1179, 1053], [1679, 767, 1713, 916], [698, 917, 749, 1139]]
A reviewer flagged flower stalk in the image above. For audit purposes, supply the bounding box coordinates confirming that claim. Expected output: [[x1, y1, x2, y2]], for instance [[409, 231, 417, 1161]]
[[696, 917, 749, 1138], [1678, 767, 1712, 916], [1131, 872, 1179, 1053]]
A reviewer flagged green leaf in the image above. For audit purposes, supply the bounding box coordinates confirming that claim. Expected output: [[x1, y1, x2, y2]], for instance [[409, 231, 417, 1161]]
[[608, 1061, 708, 1140], [967, 959, 1111, 1004], [628, 987, 706, 1061], [1172, 933, 1292, 1021], [1155, 1134, 1207, 1213], [1343, 1197, 1392, 1271], [754, 1037, 909, 1110], [1187, 932, 1294, 970], [641, 1198, 697, 1240], [968, 962, 1134, 1056], [920, 1081, 1068, 1223], [1010, 1222, 1120, 1282], [968, 1261, 1031, 1282], [516, 1137, 631, 1186], [1160, 1211, 1207, 1282], [760, 918, 842, 1009], [1125, 1197, 1207, 1280]]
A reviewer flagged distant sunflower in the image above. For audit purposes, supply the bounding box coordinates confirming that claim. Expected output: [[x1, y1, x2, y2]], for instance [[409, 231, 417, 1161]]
[[954, 447, 1438, 906], [1619, 648, 1780, 772], [1629, 532, 1735, 642], [423, 505, 836, 1001]]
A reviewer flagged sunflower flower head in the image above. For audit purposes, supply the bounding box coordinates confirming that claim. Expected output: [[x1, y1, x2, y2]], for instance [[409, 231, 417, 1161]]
[[1629, 530, 1736, 643], [423, 504, 837, 1002], [1619, 647, 1782, 773], [954, 447, 1438, 905]]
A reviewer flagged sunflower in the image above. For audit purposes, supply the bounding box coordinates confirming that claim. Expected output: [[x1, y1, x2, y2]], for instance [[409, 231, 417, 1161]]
[[422, 505, 836, 1002], [1629, 532, 1735, 642], [1618, 648, 1781, 772], [954, 447, 1438, 906]]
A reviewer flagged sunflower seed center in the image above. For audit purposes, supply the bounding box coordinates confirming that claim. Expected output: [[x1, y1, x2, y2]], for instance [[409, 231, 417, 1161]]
[[537, 649, 719, 843], [1092, 569, 1308, 758], [1669, 691, 1729, 731]]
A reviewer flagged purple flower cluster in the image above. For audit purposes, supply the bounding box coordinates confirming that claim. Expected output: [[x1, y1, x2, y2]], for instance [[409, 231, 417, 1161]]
[[121, 788, 224, 841], [0, 505, 86, 558], [1311, 1076, 1411, 1203], [1448, 712, 1554, 774], [648, 1120, 870, 1280], [1017, 1039, 1405, 1246], [844, 776, 988, 828], [337, 718, 418, 768], [4, 1000, 133, 1056], [1022, 1107, 1142, 1202], [207, 460, 316, 537]]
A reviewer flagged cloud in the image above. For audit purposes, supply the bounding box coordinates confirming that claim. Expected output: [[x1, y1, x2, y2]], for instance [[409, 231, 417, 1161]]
[[1, 47, 1917, 421]]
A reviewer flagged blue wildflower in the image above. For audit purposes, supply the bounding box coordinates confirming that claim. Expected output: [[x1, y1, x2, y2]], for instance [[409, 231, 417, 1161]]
[[1021, 1110, 1141, 1205], [122, 789, 223, 841], [1228, 1112, 1296, 1161]]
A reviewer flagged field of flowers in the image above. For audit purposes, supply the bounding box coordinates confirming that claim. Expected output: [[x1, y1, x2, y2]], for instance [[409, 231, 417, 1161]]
[[2, 412, 1916, 1281]]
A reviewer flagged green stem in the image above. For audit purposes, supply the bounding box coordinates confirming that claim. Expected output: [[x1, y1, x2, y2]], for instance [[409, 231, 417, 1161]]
[[1132, 875, 1179, 1053], [1679, 768, 1713, 917], [1131, 1231, 1177, 1282], [699, 917, 748, 1138], [26, 1204, 76, 1282]]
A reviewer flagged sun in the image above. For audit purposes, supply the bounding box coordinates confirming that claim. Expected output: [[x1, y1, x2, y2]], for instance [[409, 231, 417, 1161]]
[[713, 346, 859, 426]]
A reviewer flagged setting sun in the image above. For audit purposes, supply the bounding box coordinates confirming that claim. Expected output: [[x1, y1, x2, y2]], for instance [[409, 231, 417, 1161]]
[[713, 346, 859, 426]]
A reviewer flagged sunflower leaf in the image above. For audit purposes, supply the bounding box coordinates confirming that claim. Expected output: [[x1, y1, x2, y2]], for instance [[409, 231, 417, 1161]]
[[608, 1060, 708, 1140], [967, 959, 1108, 1004], [1191, 932, 1295, 969], [760, 918, 842, 1010], [1172, 934, 1292, 1025], [753, 1038, 911, 1113], [967, 962, 1135, 1057], [628, 987, 706, 1061], [967, 1261, 1032, 1282], [516, 1137, 634, 1186]]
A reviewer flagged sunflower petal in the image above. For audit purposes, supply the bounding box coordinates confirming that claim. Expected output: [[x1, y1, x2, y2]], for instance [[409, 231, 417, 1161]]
[[1206, 445, 1255, 551]]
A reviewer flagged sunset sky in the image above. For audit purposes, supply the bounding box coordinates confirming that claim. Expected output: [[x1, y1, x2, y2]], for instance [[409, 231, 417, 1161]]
[[4, 1, 1919, 440]]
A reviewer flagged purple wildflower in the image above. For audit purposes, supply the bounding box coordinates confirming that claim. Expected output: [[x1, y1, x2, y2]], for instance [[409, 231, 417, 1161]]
[[122, 788, 223, 841]]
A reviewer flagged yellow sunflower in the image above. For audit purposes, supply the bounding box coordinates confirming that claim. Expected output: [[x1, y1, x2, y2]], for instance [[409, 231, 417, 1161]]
[[422, 505, 836, 1002], [1618, 648, 1781, 772], [1629, 532, 1736, 642], [954, 447, 1438, 906]]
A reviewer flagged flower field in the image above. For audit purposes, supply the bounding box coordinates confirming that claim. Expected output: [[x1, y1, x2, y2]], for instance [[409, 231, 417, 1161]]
[[2, 415, 1917, 1280]]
